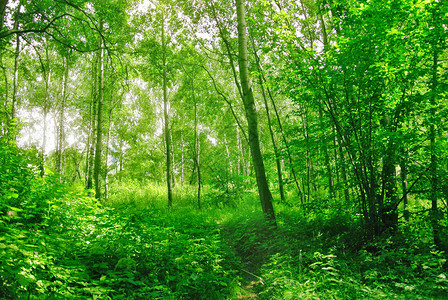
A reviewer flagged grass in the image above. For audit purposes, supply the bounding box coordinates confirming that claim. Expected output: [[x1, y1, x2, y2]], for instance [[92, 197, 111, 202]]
[[109, 179, 448, 298], [105, 179, 448, 299], [2, 177, 447, 299]]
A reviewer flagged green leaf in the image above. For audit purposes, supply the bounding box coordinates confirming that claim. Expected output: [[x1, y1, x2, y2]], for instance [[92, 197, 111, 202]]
[[16, 272, 36, 287]]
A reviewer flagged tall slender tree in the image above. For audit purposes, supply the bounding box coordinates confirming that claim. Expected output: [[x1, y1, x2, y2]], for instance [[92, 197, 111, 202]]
[[235, 0, 276, 225], [55, 55, 69, 174], [161, 9, 173, 207], [94, 35, 104, 200]]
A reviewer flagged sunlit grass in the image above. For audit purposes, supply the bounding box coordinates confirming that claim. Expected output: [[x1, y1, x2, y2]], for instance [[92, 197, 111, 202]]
[[106, 177, 262, 213]]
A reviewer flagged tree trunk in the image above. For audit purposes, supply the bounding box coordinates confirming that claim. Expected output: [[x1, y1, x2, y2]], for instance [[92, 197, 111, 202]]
[[85, 54, 98, 190], [0, 53, 8, 134], [11, 33, 19, 122], [263, 76, 304, 203], [381, 147, 398, 232], [119, 139, 123, 180], [224, 134, 233, 174], [180, 127, 184, 186], [261, 79, 285, 203], [104, 94, 114, 201], [192, 75, 201, 209], [56, 56, 68, 174], [170, 127, 176, 188], [236, 124, 242, 175], [93, 39, 104, 200], [162, 11, 173, 207], [252, 41, 285, 203], [236, 0, 276, 225], [430, 48, 439, 246], [338, 137, 350, 203], [0, 0, 7, 31], [301, 103, 312, 203], [40, 59, 51, 177], [71, 153, 83, 183], [400, 160, 409, 222], [319, 108, 334, 199], [194, 138, 201, 210]]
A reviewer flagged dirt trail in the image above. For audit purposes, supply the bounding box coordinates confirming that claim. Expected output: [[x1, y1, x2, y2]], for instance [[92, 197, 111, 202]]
[[218, 222, 267, 299]]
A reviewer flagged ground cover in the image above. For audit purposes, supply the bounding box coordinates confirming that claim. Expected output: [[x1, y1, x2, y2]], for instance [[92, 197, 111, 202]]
[[1, 155, 447, 299]]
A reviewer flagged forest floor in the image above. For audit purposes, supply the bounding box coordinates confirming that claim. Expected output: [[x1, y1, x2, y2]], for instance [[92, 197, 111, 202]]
[[2, 182, 448, 299], [111, 197, 448, 300]]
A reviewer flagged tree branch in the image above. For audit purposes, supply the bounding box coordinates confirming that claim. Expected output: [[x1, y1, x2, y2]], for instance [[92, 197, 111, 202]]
[[201, 65, 249, 144], [0, 13, 69, 39]]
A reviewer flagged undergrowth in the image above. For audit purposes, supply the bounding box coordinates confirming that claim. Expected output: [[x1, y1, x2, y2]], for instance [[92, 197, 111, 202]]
[[1, 184, 242, 299], [1, 151, 447, 299]]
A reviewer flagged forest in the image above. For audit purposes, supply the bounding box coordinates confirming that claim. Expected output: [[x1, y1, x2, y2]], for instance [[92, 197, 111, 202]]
[[1, 0, 448, 298]]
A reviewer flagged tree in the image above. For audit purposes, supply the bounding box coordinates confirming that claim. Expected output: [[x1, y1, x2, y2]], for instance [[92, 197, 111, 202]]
[[268, 0, 448, 238], [0, 0, 7, 31], [55, 54, 69, 174], [235, 0, 276, 225], [251, 37, 285, 203], [161, 9, 173, 207], [93, 34, 104, 200]]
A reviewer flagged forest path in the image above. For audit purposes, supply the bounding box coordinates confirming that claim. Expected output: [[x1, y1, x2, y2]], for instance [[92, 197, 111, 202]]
[[217, 217, 271, 299]]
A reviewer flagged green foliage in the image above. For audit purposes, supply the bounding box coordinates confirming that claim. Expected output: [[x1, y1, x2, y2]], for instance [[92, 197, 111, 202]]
[[275, 0, 448, 235], [205, 173, 254, 208], [0, 130, 65, 225], [1, 147, 447, 299], [107, 178, 169, 209], [252, 207, 448, 299], [2, 0, 448, 298], [0, 150, 241, 299], [107, 176, 257, 210], [208, 201, 448, 299]]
